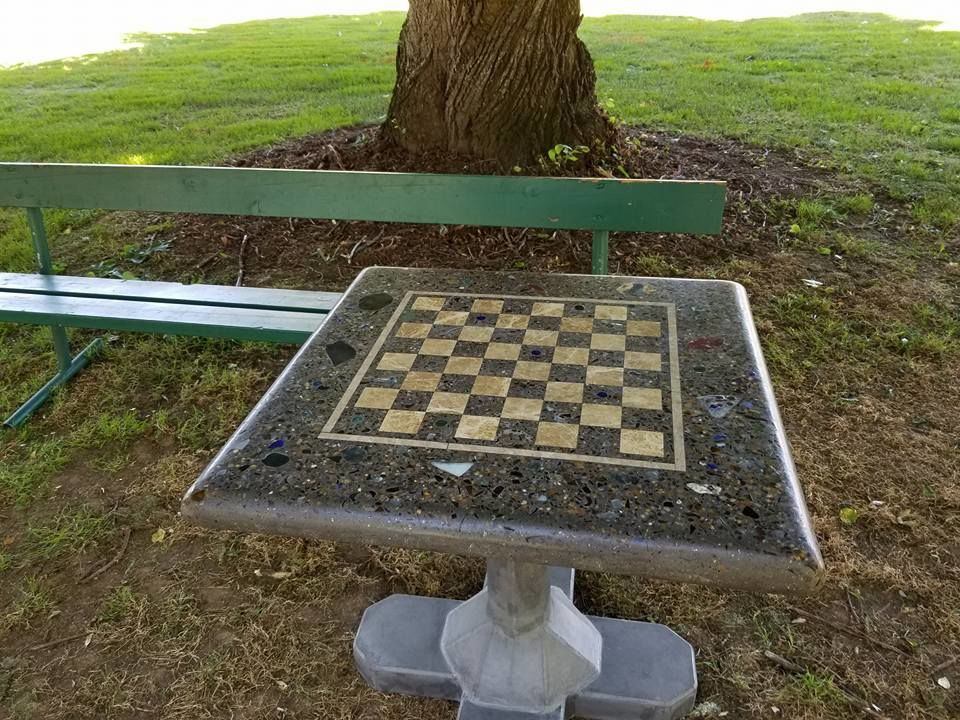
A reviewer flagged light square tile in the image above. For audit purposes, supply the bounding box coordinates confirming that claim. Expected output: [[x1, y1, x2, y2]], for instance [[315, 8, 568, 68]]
[[560, 317, 593, 333], [378, 352, 417, 372], [620, 429, 664, 457], [420, 338, 457, 356], [545, 381, 583, 403], [355, 387, 399, 410], [595, 305, 628, 321], [412, 296, 445, 311], [513, 361, 551, 381], [396, 322, 433, 339], [591, 333, 626, 352], [444, 356, 483, 376], [531, 302, 564, 317], [471, 299, 504, 314], [627, 320, 661, 337], [435, 310, 469, 326], [523, 329, 559, 347], [623, 387, 662, 410], [585, 366, 624, 386], [535, 422, 579, 449], [625, 351, 661, 371], [379, 409, 425, 434], [484, 342, 521, 361], [552, 347, 589, 366], [502, 397, 543, 421], [459, 325, 495, 343], [581, 403, 622, 428], [496, 314, 530, 329], [456, 415, 499, 441], [427, 392, 470, 414], [402, 371, 442, 392], [471, 375, 511, 397]]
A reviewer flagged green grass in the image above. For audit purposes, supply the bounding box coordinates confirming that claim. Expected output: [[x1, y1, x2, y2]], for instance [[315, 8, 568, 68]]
[[97, 585, 145, 625], [1, 576, 55, 632], [25, 507, 114, 562], [584, 14, 960, 222], [0, 434, 69, 505], [0, 329, 282, 504], [782, 671, 847, 709], [0, 16, 396, 165]]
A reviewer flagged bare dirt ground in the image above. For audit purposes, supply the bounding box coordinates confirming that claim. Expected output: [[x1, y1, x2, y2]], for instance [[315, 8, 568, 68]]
[[1, 127, 958, 720]]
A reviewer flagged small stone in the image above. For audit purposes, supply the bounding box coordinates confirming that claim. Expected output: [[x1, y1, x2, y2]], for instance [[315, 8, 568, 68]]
[[698, 395, 740, 418], [326, 340, 357, 365], [262, 452, 289, 468], [686, 483, 722, 495], [689, 700, 723, 717], [432, 461, 474, 478], [343, 446, 366, 463], [359, 292, 393, 311]]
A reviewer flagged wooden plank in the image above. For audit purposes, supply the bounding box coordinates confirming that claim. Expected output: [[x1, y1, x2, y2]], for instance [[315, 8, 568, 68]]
[[0, 292, 322, 343], [0, 163, 727, 234], [0, 273, 341, 313]]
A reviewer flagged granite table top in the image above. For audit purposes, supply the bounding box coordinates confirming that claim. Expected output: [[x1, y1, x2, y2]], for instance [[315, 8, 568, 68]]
[[182, 268, 824, 593]]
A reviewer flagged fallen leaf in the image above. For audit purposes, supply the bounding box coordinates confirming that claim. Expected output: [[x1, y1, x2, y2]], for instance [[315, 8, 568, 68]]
[[151, 528, 167, 543], [254, 569, 293, 580]]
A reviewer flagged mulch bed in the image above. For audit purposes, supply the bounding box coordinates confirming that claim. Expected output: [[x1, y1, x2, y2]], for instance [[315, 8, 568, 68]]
[[146, 124, 861, 291]]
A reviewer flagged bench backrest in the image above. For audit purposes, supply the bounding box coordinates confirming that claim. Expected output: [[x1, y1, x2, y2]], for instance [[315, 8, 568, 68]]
[[0, 163, 726, 274], [0, 164, 725, 228]]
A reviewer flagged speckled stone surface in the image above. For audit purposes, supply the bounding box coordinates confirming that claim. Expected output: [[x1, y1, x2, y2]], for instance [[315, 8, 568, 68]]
[[182, 268, 823, 593]]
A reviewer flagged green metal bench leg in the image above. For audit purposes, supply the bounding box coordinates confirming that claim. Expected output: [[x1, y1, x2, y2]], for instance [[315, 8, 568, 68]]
[[591, 230, 609, 275], [3, 208, 103, 428], [4, 337, 103, 428]]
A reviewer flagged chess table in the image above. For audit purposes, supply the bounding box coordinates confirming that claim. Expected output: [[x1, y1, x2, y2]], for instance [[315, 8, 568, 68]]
[[182, 267, 824, 719]]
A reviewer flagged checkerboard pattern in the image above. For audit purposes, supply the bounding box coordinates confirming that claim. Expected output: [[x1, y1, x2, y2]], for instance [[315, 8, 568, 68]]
[[331, 294, 674, 462]]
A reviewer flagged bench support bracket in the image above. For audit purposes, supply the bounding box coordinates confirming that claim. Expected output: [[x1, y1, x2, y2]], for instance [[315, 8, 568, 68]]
[[4, 336, 103, 428], [3, 208, 102, 428], [592, 230, 610, 275], [354, 561, 697, 719]]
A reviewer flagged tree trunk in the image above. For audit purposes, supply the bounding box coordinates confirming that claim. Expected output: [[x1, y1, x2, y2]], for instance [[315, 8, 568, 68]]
[[382, 0, 610, 166]]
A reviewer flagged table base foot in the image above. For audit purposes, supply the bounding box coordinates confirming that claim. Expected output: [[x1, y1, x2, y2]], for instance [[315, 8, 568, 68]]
[[458, 698, 564, 720], [354, 581, 697, 720]]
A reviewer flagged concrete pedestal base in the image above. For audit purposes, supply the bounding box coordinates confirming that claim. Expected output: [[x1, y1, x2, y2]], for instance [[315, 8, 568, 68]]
[[354, 566, 697, 719]]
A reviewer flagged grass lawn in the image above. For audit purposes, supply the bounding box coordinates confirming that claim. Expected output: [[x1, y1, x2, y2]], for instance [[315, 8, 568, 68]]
[[1, 11, 958, 720]]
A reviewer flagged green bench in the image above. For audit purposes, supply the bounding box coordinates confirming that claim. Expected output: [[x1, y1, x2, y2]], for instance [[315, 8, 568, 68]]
[[0, 162, 726, 427]]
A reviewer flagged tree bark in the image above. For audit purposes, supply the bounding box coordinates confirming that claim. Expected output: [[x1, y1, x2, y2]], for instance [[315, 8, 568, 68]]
[[382, 0, 610, 166]]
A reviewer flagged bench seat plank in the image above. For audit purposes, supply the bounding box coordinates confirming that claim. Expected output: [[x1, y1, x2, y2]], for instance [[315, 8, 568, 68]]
[[0, 292, 322, 343], [0, 273, 341, 314]]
